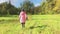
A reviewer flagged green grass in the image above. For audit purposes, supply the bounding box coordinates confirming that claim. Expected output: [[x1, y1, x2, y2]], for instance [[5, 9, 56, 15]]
[[0, 15, 60, 34]]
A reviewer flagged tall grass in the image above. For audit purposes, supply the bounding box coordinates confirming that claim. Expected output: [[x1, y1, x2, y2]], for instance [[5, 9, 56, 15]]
[[0, 15, 60, 34]]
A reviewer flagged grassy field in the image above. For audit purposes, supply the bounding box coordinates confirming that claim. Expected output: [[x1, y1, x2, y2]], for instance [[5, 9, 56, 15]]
[[0, 15, 60, 34]]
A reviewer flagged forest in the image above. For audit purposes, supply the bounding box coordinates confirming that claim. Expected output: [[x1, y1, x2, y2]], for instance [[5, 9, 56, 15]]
[[0, 0, 60, 16]]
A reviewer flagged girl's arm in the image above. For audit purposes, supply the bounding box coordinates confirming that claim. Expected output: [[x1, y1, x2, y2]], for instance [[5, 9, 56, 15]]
[[25, 14, 28, 20]]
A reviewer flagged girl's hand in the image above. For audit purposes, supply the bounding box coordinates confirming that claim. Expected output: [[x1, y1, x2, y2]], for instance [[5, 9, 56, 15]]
[[26, 17, 28, 20]]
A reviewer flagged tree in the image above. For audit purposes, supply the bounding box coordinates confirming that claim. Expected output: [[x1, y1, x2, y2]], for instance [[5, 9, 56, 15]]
[[40, 0, 57, 14], [0, 2, 7, 15], [20, 0, 34, 14], [40, 0, 60, 14], [0, 2, 18, 16]]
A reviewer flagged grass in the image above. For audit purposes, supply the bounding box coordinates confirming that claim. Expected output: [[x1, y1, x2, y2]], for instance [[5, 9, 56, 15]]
[[0, 15, 60, 34]]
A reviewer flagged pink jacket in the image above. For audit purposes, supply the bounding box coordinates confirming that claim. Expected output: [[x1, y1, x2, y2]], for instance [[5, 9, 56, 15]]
[[19, 11, 27, 23]]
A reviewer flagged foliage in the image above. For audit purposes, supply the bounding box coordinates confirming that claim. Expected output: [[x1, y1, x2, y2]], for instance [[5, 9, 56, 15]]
[[20, 0, 34, 14], [0, 2, 18, 16], [40, 0, 60, 14], [0, 0, 60, 15]]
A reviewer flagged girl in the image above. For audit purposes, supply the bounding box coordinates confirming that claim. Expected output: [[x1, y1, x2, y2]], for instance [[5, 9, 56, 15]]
[[19, 9, 27, 28]]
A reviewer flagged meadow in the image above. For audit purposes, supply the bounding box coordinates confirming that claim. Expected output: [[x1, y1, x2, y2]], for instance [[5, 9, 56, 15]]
[[0, 15, 60, 34]]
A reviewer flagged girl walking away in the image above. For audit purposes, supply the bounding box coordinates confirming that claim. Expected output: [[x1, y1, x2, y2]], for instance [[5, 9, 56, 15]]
[[19, 9, 27, 28]]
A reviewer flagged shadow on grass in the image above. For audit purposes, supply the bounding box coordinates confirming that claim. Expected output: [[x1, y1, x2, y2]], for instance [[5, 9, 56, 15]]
[[27, 25, 48, 34], [29, 25, 47, 30]]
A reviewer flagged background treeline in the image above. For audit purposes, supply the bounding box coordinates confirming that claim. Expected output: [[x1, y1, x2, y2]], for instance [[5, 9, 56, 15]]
[[0, 0, 60, 16], [40, 0, 60, 14], [0, 2, 19, 16]]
